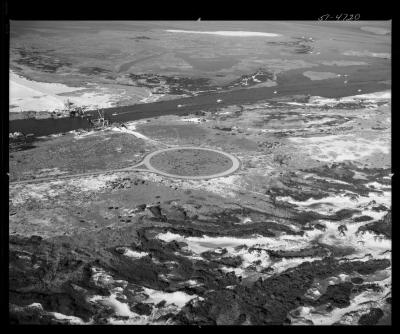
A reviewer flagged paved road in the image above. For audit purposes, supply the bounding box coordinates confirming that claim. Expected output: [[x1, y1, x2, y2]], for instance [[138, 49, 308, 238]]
[[9, 147, 241, 185], [9, 167, 135, 186], [138, 147, 241, 180]]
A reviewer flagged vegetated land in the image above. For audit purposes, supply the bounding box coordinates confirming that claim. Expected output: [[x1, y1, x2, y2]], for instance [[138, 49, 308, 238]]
[[9, 91, 391, 325], [9, 21, 390, 119], [9, 21, 391, 326], [9, 130, 154, 181]]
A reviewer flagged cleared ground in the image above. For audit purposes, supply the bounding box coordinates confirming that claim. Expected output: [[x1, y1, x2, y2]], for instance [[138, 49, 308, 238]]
[[9, 130, 154, 182], [146, 148, 236, 178]]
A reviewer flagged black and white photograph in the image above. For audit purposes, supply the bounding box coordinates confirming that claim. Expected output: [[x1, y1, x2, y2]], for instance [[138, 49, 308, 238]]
[[7, 17, 392, 325]]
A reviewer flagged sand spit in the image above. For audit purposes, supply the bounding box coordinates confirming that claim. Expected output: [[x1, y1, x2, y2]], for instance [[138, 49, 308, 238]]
[[9, 71, 124, 112], [343, 50, 390, 59], [165, 30, 280, 37], [303, 71, 339, 81], [303, 90, 391, 108], [360, 26, 390, 35], [320, 60, 368, 66]]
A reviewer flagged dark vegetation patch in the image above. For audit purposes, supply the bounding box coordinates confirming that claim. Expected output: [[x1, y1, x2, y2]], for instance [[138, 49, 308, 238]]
[[213, 126, 232, 132], [330, 209, 361, 221], [358, 308, 384, 325], [312, 99, 384, 110], [9, 235, 108, 322], [225, 69, 275, 88], [9, 186, 391, 325], [266, 168, 371, 205], [13, 48, 72, 73], [128, 73, 211, 95], [130, 36, 152, 41], [143, 204, 304, 238], [78, 67, 110, 75], [351, 277, 364, 284], [315, 243, 355, 257], [302, 164, 356, 184], [131, 303, 152, 315], [312, 282, 353, 308], [354, 215, 373, 222], [357, 210, 391, 238], [266, 37, 314, 54], [125, 68, 275, 97], [351, 283, 383, 294], [173, 258, 390, 325], [9, 134, 39, 152], [262, 246, 330, 259], [299, 164, 389, 197]]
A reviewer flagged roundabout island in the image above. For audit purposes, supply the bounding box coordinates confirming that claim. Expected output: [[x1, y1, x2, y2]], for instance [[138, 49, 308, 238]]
[[133, 147, 241, 180]]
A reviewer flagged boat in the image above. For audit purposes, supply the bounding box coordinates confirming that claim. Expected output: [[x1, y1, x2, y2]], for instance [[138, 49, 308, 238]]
[[89, 109, 110, 129]]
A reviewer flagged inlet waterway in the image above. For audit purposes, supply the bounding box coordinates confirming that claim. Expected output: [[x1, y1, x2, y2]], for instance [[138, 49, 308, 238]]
[[9, 66, 390, 138]]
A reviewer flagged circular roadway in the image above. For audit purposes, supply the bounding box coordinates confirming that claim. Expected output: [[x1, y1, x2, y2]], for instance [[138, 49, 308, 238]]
[[135, 147, 241, 180], [10, 147, 241, 185]]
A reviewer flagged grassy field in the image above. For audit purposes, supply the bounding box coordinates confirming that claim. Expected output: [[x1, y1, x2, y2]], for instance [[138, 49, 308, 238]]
[[9, 130, 154, 181], [149, 149, 233, 176]]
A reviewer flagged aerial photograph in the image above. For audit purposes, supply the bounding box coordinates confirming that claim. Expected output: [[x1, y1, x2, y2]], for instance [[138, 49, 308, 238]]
[[8, 20, 391, 325]]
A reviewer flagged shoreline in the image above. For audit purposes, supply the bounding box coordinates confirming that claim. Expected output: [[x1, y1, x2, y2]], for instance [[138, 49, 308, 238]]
[[9, 82, 390, 138]]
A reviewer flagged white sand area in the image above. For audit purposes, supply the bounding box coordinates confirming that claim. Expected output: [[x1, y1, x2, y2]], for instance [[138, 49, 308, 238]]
[[166, 30, 280, 37], [9, 71, 123, 112]]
